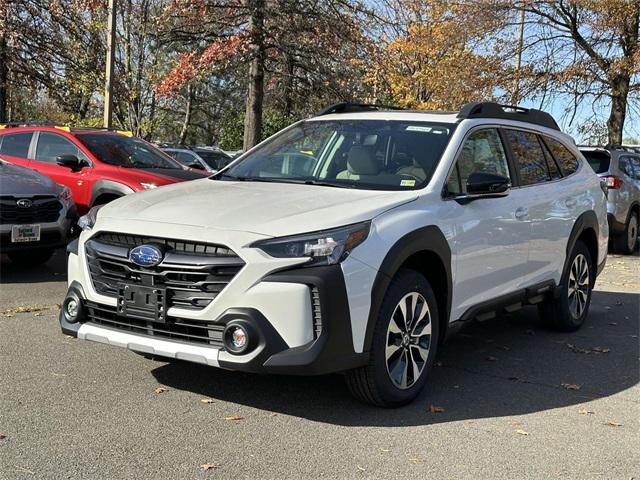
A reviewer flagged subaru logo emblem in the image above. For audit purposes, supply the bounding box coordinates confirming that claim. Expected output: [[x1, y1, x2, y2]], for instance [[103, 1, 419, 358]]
[[129, 244, 163, 267], [16, 198, 32, 208]]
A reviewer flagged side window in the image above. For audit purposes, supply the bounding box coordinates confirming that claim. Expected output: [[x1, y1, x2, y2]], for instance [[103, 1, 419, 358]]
[[539, 137, 562, 180], [446, 129, 510, 195], [620, 156, 637, 178], [505, 129, 550, 185], [629, 157, 640, 179], [545, 137, 579, 175], [0, 132, 33, 158], [35, 132, 82, 164], [175, 152, 195, 163]]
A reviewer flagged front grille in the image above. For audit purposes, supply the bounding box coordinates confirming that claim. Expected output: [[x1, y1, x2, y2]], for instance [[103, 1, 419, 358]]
[[85, 232, 245, 311], [84, 301, 225, 348], [0, 196, 63, 224]]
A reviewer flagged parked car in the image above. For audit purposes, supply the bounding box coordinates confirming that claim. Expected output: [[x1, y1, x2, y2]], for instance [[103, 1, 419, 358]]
[[0, 157, 76, 265], [581, 146, 639, 254], [60, 102, 608, 407], [0, 125, 207, 214], [162, 147, 233, 173]]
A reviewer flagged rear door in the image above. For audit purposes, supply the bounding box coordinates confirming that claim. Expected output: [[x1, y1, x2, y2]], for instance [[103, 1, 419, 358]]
[[510, 131, 581, 285], [0, 131, 34, 168], [30, 132, 93, 209]]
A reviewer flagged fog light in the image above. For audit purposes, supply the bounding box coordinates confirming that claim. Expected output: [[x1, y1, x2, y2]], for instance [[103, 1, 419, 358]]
[[231, 327, 247, 349], [66, 299, 79, 318]]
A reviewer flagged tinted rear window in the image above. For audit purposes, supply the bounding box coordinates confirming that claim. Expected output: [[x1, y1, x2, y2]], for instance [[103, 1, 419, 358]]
[[582, 151, 610, 174]]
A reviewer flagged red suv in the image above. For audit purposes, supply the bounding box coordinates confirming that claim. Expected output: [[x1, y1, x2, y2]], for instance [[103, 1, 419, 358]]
[[0, 125, 207, 214]]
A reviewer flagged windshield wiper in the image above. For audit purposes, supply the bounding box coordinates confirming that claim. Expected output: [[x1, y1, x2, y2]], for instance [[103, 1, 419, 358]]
[[303, 180, 355, 189]]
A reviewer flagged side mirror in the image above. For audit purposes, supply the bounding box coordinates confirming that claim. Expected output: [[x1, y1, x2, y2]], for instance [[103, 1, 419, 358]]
[[188, 162, 206, 170], [466, 172, 511, 196], [56, 155, 85, 171]]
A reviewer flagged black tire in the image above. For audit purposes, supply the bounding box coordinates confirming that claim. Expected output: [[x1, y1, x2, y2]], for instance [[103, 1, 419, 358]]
[[345, 269, 439, 407], [538, 240, 594, 332], [612, 211, 638, 255], [7, 248, 55, 266]]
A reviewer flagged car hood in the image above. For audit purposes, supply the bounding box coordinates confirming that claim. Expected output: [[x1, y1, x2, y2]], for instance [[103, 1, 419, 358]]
[[98, 178, 418, 237], [0, 160, 60, 196]]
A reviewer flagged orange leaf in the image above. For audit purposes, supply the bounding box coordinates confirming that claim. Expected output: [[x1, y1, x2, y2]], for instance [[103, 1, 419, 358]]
[[429, 405, 445, 413], [224, 415, 244, 421]]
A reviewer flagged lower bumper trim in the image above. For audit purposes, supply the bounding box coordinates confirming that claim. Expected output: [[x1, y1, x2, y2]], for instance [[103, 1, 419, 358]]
[[77, 323, 220, 367]]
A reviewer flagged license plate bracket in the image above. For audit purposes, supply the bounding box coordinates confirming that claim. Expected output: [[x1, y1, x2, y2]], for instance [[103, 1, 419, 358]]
[[118, 285, 167, 323], [11, 224, 41, 243]]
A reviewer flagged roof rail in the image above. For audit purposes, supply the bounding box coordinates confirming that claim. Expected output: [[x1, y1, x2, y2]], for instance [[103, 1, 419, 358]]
[[315, 102, 405, 116], [0, 121, 59, 129], [457, 102, 560, 131]]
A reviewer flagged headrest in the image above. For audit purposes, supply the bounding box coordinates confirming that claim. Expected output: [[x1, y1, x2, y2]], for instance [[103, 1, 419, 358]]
[[347, 146, 380, 175]]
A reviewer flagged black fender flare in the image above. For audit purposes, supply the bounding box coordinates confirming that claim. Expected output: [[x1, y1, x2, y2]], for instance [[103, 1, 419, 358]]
[[566, 210, 599, 258], [362, 225, 452, 352], [90, 180, 134, 206]]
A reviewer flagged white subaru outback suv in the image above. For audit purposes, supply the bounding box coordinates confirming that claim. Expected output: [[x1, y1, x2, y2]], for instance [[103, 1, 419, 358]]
[[60, 102, 608, 407]]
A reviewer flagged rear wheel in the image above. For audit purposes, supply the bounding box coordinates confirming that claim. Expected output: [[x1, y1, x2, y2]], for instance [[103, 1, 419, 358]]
[[612, 211, 638, 254], [7, 248, 55, 266], [538, 240, 593, 331], [345, 269, 439, 407]]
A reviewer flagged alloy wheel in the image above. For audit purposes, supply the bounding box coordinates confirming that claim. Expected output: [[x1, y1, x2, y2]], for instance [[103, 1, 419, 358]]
[[568, 253, 590, 319], [385, 292, 432, 390]]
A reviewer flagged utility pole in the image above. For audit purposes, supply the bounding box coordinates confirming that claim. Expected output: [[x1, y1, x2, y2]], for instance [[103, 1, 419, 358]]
[[103, 0, 117, 128], [512, 5, 525, 105]]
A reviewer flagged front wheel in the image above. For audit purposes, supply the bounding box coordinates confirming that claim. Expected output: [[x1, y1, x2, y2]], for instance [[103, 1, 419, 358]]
[[345, 269, 439, 407], [538, 240, 593, 331]]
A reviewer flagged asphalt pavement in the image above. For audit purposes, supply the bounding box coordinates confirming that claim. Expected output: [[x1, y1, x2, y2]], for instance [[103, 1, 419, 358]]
[[0, 250, 638, 479]]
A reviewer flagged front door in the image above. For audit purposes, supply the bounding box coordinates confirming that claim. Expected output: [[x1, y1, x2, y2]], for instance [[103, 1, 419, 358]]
[[442, 128, 530, 320]]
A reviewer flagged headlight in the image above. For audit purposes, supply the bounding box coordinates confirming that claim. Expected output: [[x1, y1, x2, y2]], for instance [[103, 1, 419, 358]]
[[57, 185, 72, 203], [139, 182, 157, 190], [77, 205, 104, 231], [252, 222, 370, 266]]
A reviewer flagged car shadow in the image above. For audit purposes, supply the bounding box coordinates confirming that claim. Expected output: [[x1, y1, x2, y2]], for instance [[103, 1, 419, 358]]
[[152, 289, 639, 426], [0, 248, 67, 284]]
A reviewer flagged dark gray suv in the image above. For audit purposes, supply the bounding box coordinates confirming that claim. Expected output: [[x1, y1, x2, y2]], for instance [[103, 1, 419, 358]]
[[582, 146, 640, 254], [0, 158, 77, 265]]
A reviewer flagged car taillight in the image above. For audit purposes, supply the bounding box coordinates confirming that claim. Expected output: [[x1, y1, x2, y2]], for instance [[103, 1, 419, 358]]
[[603, 175, 623, 189]]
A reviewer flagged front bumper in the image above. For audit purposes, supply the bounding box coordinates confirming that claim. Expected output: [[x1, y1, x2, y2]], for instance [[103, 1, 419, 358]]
[[0, 207, 77, 252], [60, 264, 368, 375]]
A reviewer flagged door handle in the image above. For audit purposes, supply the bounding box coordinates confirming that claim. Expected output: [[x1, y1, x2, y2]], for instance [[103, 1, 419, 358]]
[[515, 207, 529, 220], [565, 198, 577, 208]]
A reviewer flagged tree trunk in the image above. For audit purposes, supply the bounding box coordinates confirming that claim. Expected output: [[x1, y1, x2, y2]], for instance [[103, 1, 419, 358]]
[[0, 33, 7, 123], [179, 84, 194, 145], [607, 75, 630, 145], [243, 0, 265, 151]]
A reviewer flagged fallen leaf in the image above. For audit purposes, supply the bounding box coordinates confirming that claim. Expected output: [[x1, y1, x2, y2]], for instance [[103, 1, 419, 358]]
[[356, 465, 365, 472], [200, 398, 215, 404], [0, 433, 6, 440], [485, 356, 498, 362], [380, 448, 390, 452], [561, 383, 581, 390], [224, 415, 244, 421], [605, 421, 623, 427], [591, 346, 610, 353], [429, 405, 445, 413], [578, 408, 595, 415], [516, 429, 529, 436], [200, 463, 221, 471], [463, 420, 475, 424], [154, 387, 169, 394]]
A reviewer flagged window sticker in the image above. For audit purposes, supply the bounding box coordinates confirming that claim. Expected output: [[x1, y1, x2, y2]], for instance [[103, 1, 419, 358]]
[[405, 126, 432, 132], [400, 179, 416, 187]]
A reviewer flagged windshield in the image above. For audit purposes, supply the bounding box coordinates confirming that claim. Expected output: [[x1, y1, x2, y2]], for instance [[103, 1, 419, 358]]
[[197, 150, 232, 170], [76, 134, 182, 169], [222, 119, 455, 190]]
